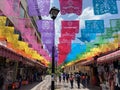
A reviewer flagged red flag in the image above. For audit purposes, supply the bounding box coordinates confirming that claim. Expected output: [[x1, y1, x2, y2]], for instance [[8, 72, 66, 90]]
[[62, 21, 79, 33], [58, 43, 71, 54], [59, 37, 71, 44], [61, 28, 76, 39], [58, 54, 67, 65], [59, 0, 82, 15]]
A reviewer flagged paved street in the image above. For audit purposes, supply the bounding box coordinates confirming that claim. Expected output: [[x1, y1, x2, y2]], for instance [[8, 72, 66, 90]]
[[17, 75, 100, 90]]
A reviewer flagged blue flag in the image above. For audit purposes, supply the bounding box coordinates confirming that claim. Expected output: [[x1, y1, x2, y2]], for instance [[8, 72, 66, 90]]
[[85, 20, 104, 33], [93, 0, 118, 15]]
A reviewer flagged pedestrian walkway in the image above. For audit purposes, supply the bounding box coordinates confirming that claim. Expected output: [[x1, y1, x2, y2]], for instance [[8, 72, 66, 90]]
[[17, 75, 51, 90], [17, 75, 100, 90], [55, 78, 100, 90]]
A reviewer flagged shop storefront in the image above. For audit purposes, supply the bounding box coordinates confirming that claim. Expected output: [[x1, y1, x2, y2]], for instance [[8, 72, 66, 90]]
[[97, 50, 120, 90], [0, 45, 45, 90]]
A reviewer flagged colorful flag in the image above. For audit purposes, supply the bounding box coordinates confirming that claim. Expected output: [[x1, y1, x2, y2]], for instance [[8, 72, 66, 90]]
[[27, 0, 40, 16], [59, 37, 71, 44], [93, 0, 118, 15], [59, 0, 82, 15], [61, 28, 76, 39], [37, 20, 54, 32], [58, 54, 67, 65], [78, 29, 96, 42], [58, 43, 71, 54], [85, 20, 104, 33], [0, 16, 7, 26], [61, 20, 79, 33], [37, 0, 50, 16], [37, 20, 54, 54], [7, 0, 20, 16], [0, 0, 20, 16]]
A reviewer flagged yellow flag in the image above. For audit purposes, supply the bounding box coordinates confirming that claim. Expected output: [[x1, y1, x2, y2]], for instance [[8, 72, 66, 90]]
[[17, 41, 28, 50], [0, 16, 7, 26]]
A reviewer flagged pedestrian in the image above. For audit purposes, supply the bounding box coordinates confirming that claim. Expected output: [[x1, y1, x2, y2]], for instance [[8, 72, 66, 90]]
[[63, 73, 66, 82], [114, 69, 120, 90], [69, 73, 74, 89], [85, 73, 88, 87], [66, 73, 69, 83], [81, 73, 86, 88], [17, 73, 22, 88], [76, 72, 81, 88], [59, 74, 61, 82]]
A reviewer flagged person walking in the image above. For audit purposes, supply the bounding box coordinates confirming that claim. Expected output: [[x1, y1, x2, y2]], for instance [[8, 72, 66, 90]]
[[81, 73, 86, 88], [66, 73, 69, 83], [76, 72, 81, 88], [69, 73, 74, 89], [59, 74, 61, 82], [63, 73, 66, 82]]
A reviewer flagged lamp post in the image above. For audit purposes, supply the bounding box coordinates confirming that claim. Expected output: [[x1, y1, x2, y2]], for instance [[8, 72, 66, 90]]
[[49, 7, 59, 90]]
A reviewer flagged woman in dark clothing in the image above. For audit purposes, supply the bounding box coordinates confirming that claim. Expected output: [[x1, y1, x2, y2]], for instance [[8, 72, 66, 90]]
[[76, 72, 81, 88], [69, 74, 74, 89], [66, 73, 69, 83]]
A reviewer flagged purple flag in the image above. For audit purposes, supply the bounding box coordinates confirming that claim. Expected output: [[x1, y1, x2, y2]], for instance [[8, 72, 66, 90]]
[[27, 0, 40, 16], [37, 20, 54, 55], [37, 20, 54, 32], [41, 32, 54, 38], [37, 0, 50, 16], [42, 37, 54, 45]]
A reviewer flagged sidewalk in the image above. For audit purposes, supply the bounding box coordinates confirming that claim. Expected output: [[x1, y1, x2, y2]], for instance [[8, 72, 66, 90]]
[[17, 82, 39, 90], [16, 75, 100, 90], [17, 75, 51, 90], [54, 78, 100, 90]]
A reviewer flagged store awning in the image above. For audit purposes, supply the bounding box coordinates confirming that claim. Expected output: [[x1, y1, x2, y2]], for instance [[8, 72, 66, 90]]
[[0, 45, 46, 68], [97, 49, 120, 64], [80, 58, 94, 66]]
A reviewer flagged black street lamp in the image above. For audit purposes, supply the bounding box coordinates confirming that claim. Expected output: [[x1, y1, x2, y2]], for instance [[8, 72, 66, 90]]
[[49, 7, 59, 90]]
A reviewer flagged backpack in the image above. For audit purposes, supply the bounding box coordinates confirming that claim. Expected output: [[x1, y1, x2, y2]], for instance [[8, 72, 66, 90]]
[[69, 76, 74, 81], [82, 76, 86, 80]]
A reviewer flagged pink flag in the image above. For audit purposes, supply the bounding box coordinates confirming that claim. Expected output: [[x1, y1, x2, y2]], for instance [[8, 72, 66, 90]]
[[59, 0, 82, 15], [0, 10, 3, 16], [7, 0, 20, 16], [0, 0, 20, 16], [61, 20, 79, 33]]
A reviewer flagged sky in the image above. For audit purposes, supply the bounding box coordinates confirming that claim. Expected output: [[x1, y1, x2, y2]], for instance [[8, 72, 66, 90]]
[[42, 0, 120, 46]]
